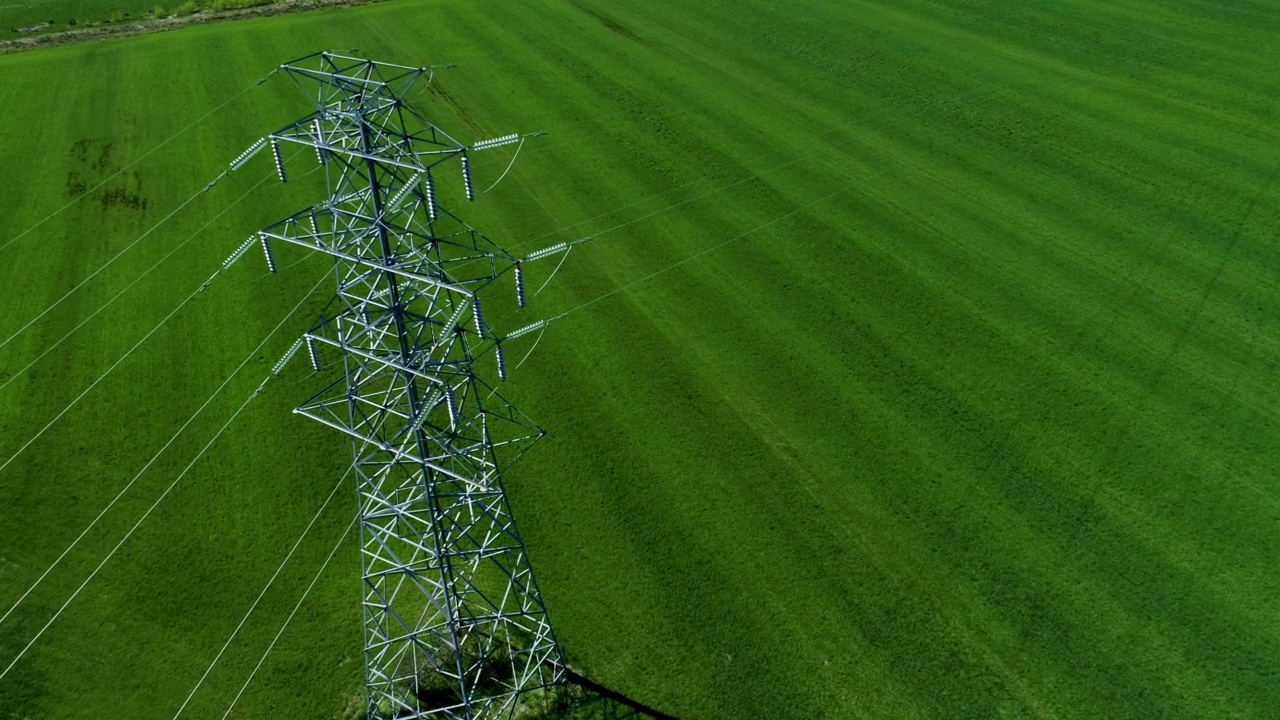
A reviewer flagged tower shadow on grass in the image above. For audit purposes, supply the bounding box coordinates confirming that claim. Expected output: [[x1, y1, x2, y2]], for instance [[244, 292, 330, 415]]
[[517, 667, 679, 720]]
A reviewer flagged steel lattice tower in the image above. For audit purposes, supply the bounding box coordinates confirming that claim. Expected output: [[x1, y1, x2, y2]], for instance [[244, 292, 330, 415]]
[[242, 53, 564, 719]]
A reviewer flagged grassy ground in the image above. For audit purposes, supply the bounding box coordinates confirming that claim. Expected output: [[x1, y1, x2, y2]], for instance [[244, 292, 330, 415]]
[[1, 0, 1279, 718]]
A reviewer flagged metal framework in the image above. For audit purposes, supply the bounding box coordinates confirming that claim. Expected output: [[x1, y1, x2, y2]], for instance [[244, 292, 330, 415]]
[[239, 53, 566, 719]]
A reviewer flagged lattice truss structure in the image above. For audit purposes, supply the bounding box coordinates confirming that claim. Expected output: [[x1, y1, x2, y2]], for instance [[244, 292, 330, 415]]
[[237, 53, 569, 719]]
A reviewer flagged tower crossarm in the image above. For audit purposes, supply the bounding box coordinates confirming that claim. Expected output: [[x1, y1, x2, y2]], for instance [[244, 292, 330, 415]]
[[262, 228, 473, 295]]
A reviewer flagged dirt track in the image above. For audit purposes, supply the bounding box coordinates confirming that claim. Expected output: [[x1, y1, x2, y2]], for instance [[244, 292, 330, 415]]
[[0, 0, 386, 54]]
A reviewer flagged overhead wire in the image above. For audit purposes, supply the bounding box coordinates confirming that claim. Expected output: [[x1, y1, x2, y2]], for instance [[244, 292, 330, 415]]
[[0, 77, 265, 255], [0, 267, 223, 478], [481, 136, 525, 194], [0, 165, 283, 397], [0, 136, 517, 378], [0, 50, 820, 356], [564, 186, 848, 317], [253, 250, 316, 280], [532, 245, 572, 297], [0, 70, 829, 381], [0, 269, 331, 682], [198, 108, 835, 712], [469, 116, 885, 391], [494, 105, 1027, 373], [559, 106, 1029, 315], [170, 466, 354, 719], [218, 513, 358, 720], [466, 125, 865, 376], [0, 171, 230, 354], [62, 66, 876, 711], [511, 324, 549, 373], [135, 69, 1025, 717], [0, 154, 317, 479], [458, 121, 855, 275], [0, 145, 309, 356], [0, 267, 329, 629]]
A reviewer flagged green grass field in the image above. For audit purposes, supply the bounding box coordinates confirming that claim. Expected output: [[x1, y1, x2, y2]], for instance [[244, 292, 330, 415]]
[[2, 0, 1279, 717]]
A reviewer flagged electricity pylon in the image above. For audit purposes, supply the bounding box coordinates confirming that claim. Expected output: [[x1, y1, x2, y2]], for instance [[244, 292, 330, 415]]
[[236, 52, 565, 719]]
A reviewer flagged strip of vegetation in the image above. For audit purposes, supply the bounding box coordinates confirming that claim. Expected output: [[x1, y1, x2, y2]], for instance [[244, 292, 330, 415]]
[[0, 0, 388, 54]]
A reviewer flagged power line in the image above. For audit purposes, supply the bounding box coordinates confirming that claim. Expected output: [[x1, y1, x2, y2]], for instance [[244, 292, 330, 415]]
[[503, 108, 1028, 370], [0, 268, 222, 478], [0, 146, 309, 357], [0, 270, 329, 628], [451, 123, 853, 284], [170, 467, 353, 719], [0, 165, 283, 398], [1, 85, 830, 392], [0, 168, 328, 478], [218, 512, 357, 720], [560, 107, 1028, 314], [0, 271, 328, 681], [0, 173, 225, 353], [0, 78, 265, 255], [567, 186, 848, 317]]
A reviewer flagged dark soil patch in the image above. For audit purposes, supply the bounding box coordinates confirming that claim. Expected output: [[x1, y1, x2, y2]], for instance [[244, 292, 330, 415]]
[[570, 1, 645, 44]]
